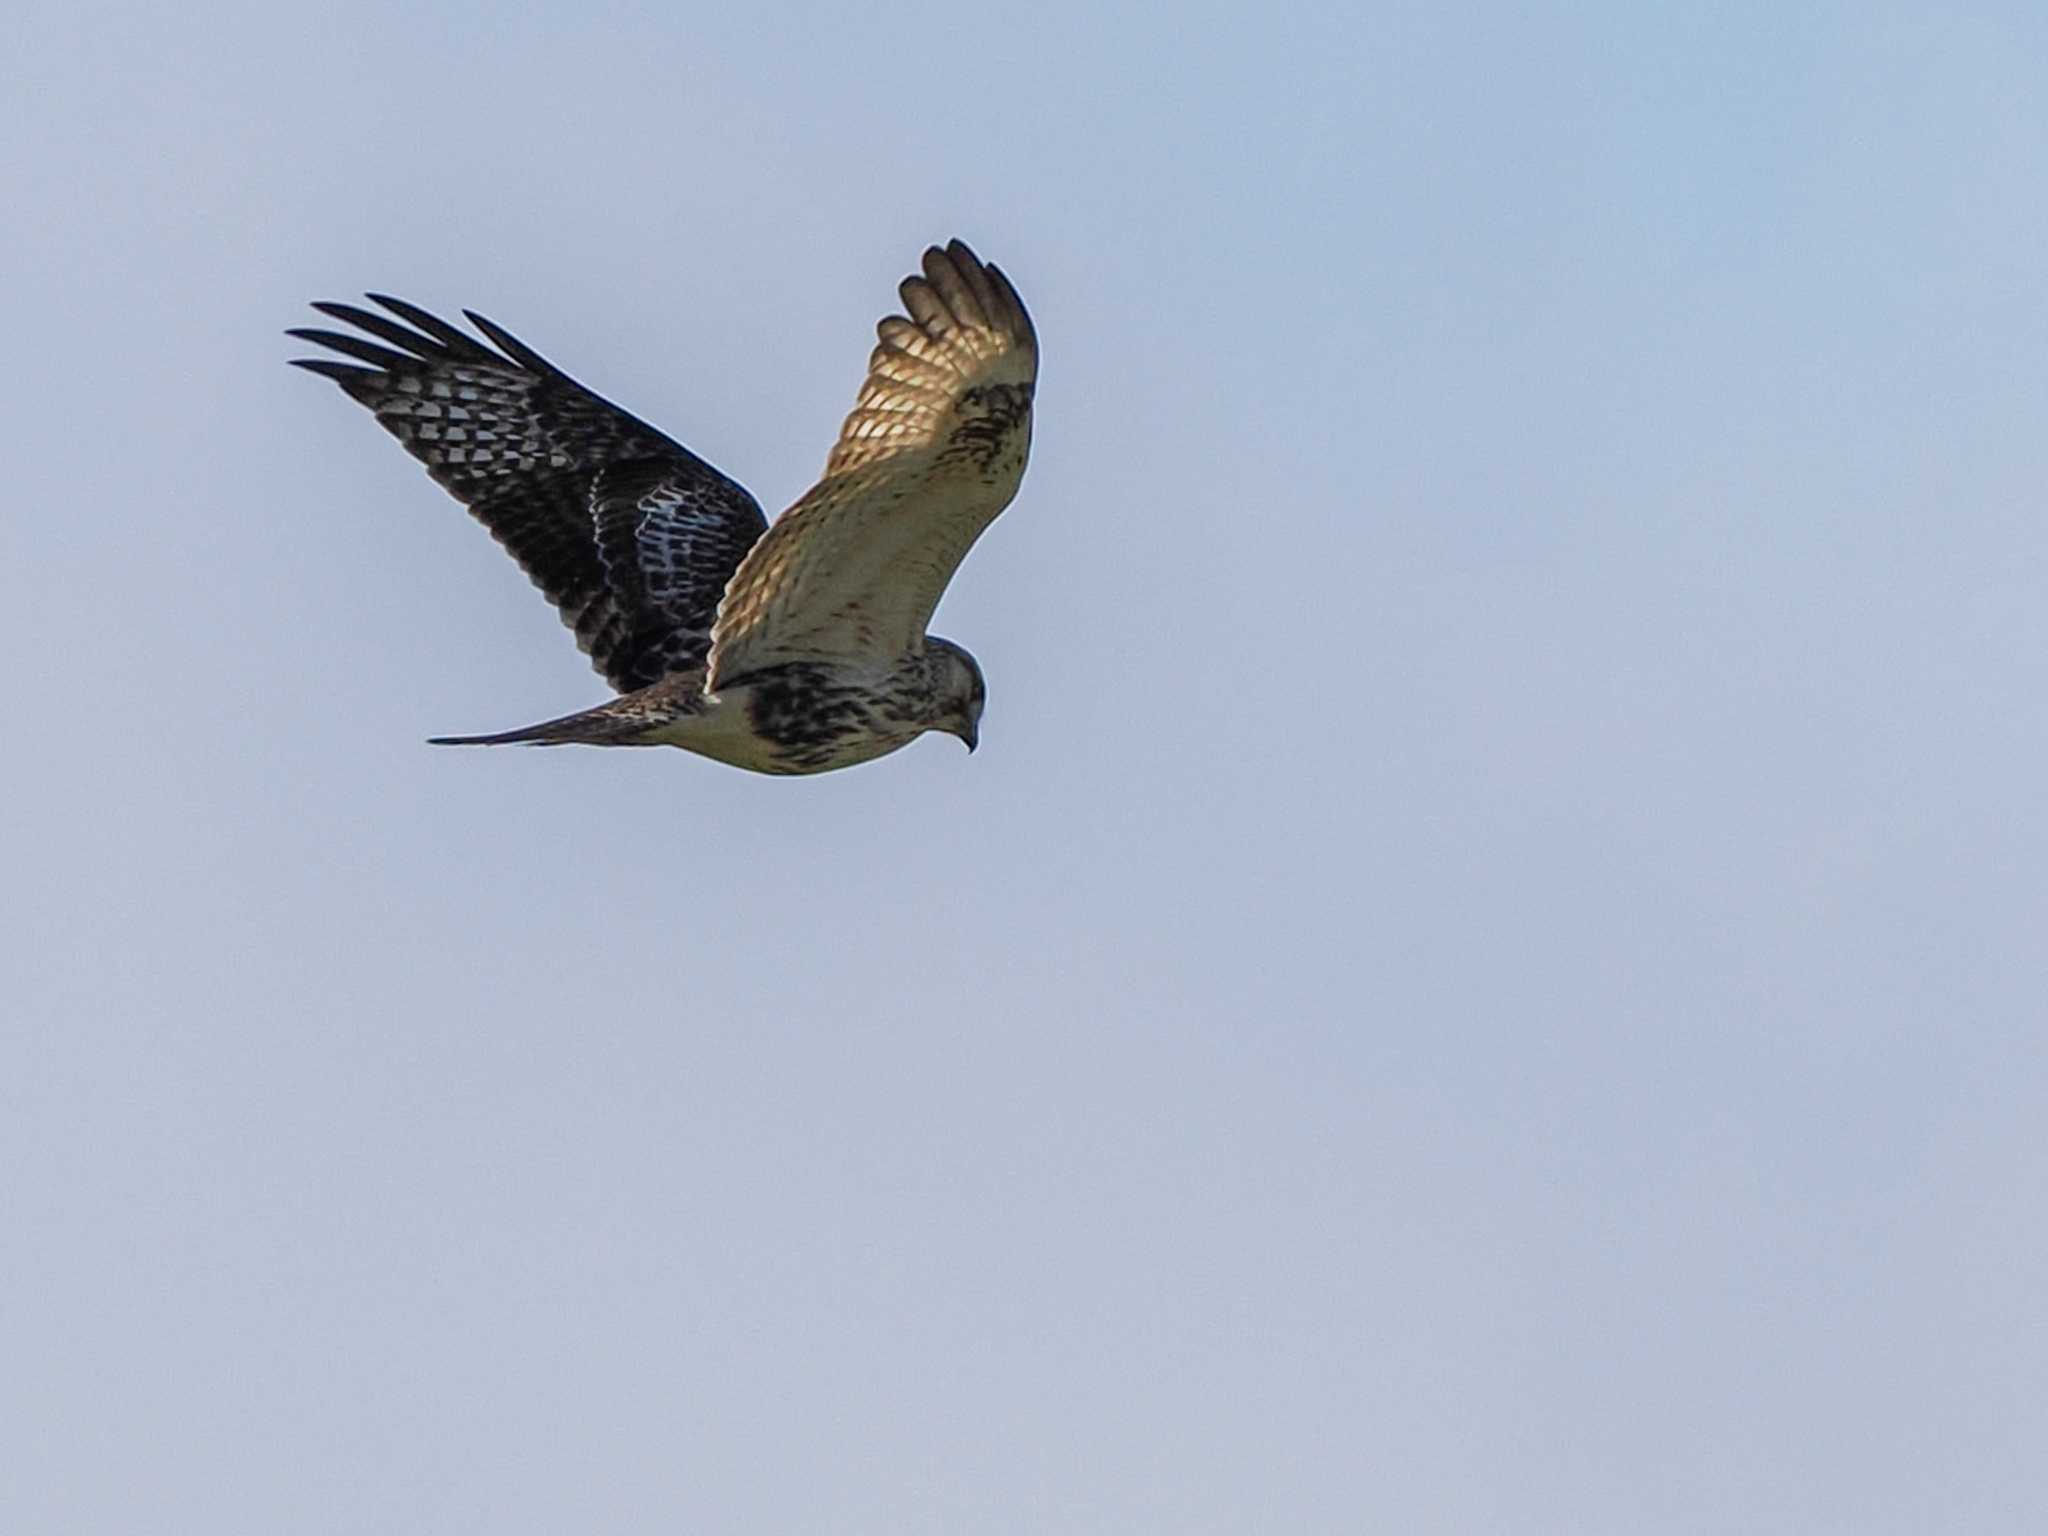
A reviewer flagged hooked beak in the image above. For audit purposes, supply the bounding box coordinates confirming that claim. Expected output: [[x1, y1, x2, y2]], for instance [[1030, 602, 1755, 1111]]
[[961, 721, 979, 754]]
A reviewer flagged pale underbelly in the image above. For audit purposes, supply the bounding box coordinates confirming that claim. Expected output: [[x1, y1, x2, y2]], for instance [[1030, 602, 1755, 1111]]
[[644, 690, 923, 776]]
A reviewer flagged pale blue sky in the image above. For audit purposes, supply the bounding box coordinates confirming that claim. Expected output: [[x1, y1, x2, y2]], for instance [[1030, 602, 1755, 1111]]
[[5, 2, 2046, 1531]]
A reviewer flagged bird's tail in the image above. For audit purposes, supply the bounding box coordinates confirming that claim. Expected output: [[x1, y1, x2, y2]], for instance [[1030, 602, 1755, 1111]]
[[428, 697, 667, 748]]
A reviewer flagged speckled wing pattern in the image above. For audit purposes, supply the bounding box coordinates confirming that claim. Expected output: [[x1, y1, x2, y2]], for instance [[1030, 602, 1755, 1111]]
[[288, 297, 766, 690], [707, 241, 1037, 690]]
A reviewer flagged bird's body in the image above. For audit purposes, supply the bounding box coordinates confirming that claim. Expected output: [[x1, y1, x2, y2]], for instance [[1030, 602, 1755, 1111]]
[[290, 241, 1034, 774], [432, 645, 978, 776]]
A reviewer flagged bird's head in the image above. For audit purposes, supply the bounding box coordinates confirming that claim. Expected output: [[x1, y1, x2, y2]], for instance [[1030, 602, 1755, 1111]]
[[926, 637, 986, 754]]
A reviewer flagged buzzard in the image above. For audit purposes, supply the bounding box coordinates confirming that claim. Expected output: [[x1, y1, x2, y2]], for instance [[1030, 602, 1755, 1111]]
[[290, 241, 1036, 775]]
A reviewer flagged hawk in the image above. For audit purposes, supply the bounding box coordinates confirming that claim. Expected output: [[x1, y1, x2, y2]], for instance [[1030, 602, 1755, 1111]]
[[290, 240, 1036, 775]]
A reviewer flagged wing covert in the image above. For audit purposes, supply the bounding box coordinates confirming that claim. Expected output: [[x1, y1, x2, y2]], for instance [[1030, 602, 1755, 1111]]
[[590, 457, 768, 687]]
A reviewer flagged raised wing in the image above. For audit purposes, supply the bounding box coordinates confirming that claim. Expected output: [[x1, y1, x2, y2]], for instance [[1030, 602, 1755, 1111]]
[[290, 297, 766, 690], [706, 241, 1036, 689]]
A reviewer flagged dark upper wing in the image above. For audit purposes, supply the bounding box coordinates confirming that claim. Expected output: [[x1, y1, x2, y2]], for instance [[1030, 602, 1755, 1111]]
[[289, 296, 767, 690]]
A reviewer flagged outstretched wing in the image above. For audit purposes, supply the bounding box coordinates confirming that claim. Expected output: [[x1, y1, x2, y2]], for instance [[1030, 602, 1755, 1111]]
[[290, 298, 767, 690], [706, 241, 1036, 690]]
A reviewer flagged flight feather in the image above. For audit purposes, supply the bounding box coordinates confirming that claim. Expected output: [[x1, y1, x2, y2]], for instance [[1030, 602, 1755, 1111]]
[[707, 240, 1037, 689], [289, 298, 765, 689]]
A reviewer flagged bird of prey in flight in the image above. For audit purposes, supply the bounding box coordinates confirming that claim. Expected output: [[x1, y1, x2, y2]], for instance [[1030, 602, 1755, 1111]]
[[290, 240, 1035, 775]]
